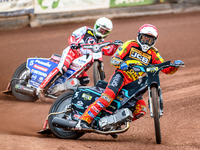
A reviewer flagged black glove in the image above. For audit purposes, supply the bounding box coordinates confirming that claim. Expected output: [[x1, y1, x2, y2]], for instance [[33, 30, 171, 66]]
[[70, 43, 78, 49], [114, 40, 123, 45]]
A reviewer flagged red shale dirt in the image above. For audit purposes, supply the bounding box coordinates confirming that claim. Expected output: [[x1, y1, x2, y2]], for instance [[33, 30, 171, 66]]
[[0, 11, 200, 150]]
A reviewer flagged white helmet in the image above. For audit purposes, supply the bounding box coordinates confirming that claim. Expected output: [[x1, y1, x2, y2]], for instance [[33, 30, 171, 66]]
[[94, 17, 113, 39], [137, 24, 158, 52]]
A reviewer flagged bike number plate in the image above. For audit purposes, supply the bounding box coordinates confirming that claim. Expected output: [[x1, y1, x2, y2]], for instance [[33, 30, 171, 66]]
[[146, 67, 158, 72], [93, 52, 102, 59]]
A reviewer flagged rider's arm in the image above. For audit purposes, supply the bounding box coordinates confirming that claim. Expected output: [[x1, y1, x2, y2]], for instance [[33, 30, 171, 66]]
[[68, 26, 88, 45], [150, 48, 179, 74], [68, 36, 76, 45], [110, 41, 132, 68], [102, 40, 123, 56], [102, 45, 119, 56]]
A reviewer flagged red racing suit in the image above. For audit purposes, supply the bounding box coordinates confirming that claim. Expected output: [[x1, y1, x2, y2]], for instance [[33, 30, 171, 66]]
[[80, 40, 179, 124], [39, 26, 118, 91]]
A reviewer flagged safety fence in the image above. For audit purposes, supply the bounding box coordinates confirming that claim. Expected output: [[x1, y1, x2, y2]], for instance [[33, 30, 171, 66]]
[[0, 0, 199, 29], [0, 0, 172, 17]]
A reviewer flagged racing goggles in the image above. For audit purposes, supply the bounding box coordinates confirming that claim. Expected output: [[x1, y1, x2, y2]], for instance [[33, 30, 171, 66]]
[[96, 25, 110, 36], [140, 34, 156, 46]]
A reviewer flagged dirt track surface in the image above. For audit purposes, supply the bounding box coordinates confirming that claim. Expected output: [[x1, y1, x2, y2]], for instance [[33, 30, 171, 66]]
[[0, 11, 200, 150]]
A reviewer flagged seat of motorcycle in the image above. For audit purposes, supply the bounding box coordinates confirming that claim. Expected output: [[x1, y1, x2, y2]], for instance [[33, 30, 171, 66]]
[[95, 77, 145, 91]]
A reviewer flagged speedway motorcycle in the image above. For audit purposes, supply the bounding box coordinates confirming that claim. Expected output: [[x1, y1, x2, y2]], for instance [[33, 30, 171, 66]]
[[38, 61, 184, 144], [3, 41, 120, 102]]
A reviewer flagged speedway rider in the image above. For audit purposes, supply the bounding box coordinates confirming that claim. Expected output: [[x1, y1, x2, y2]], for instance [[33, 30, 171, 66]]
[[77, 24, 184, 129], [38, 17, 122, 100]]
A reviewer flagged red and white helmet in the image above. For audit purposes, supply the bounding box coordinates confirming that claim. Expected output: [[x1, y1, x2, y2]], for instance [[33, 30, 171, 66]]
[[137, 24, 158, 52]]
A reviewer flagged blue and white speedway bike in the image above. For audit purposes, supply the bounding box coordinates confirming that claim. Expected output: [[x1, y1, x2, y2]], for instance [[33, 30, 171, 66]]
[[5, 41, 118, 102], [6, 53, 92, 102]]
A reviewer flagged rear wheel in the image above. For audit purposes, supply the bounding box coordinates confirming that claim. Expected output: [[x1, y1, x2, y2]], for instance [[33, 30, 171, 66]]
[[93, 61, 105, 85], [151, 86, 161, 144], [11, 62, 38, 102], [48, 91, 85, 139]]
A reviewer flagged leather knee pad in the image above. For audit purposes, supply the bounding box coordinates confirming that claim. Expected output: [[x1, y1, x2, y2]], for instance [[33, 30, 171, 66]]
[[79, 76, 90, 86]]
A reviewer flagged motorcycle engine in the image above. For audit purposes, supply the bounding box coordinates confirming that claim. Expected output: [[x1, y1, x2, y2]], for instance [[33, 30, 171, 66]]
[[98, 108, 133, 131], [51, 78, 80, 94]]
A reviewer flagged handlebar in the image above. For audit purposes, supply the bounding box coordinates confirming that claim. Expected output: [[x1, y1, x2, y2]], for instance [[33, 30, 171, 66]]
[[129, 61, 184, 73], [74, 41, 122, 52]]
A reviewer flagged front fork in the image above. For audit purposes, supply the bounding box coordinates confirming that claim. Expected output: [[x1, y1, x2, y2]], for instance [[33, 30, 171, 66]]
[[148, 86, 164, 117], [99, 61, 105, 79]]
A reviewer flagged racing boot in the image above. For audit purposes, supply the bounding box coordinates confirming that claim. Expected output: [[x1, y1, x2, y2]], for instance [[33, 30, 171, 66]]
[[38, 68, 62, 101], [75, 119, 92, 131], [37, 88, 46, 101]]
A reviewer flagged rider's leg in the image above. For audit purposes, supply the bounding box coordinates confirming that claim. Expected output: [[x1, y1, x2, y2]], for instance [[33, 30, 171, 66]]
[[38, 47, 76, 100], [79, 71, 126, 126], [80, 89, 116, 124], [39, 67, 62, 90], [132, 99, 147, 121]]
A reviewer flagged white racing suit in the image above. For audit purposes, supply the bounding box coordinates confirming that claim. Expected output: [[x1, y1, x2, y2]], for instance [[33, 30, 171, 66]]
[[39, 26, 119, 94]]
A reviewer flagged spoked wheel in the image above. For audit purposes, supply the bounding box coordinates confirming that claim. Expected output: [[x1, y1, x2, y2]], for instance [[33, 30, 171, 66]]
[[151, 86, 161, 144], [48, 91, 85, 139], [93, 61, 105, 85], [11, 62, 38, 102]]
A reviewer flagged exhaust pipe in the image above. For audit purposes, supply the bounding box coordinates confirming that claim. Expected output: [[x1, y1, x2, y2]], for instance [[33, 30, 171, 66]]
[[52, 117, 77, 129], [52, 117, 130, 134], [14, 84, 36, 97]]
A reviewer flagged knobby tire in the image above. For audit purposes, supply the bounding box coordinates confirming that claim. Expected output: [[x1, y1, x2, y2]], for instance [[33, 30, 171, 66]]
[[151, 86, 162, 144], [48, 91, 84, 139], [11, 62, 38, 102]]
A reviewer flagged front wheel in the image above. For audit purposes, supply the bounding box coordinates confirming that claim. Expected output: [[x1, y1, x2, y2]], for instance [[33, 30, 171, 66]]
[[93, 61, 105, 85], [151, 86, 161, 144], [11, 62, 38, 102], [48, 91, 85, 139]]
